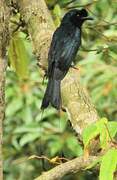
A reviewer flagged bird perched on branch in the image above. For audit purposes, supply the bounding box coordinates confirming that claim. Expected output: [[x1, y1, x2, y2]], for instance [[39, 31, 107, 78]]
[[41, 9, 93, 110]]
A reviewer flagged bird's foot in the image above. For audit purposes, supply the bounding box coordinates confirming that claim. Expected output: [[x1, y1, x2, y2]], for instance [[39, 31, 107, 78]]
[[57, 106, 66, 117], [37, 62, 47, 71], [61, 106, 66, 112], [70, 65, 79, 71]]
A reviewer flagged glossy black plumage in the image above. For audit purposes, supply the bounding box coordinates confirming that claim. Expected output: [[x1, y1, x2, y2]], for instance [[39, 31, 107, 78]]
[[41, 9, 92, 110]]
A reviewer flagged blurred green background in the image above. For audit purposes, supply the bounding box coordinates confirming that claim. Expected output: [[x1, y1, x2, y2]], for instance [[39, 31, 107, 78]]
[[4, 0, 117, 179]]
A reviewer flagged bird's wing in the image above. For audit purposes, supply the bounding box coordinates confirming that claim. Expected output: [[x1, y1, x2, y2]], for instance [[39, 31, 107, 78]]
[[48, 26, 81, 77], [48, 28, 60, 77], [57, 28, 81, 71]]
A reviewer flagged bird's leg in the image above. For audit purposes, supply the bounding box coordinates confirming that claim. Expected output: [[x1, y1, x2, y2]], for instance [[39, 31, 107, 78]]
[[61, 106, 66, 112], [37, 62, 47, 72], [70, 65, 79, 71]]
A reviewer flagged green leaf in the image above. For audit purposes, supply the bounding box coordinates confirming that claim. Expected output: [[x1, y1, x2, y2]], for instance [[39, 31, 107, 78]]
[[96, 118, 108, 128], [49, 140, 63, 156], [99, 148, 117, 180], [99, 127, 109, 149], [6, 98, 23, 117], [82, 123, 98, 148], [14, 123, 42, 134], [12, 136, 21, 150], [108, 122, 117, 139], [53, 4, 61, 17], [66, 136, 83, 156], [8, 32, 30, 79], [21, 106, 33, 123], [96, 118, 109, 149], [19, 133, 40, 146], [47, 135, 64, 156], [35, 108, 56, 122], [53, 4, 61, 26], [82, 118, 109, 149]]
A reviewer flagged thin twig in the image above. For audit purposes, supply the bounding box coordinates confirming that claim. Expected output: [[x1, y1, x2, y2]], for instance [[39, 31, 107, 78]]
[[28, 155, 69, 165]]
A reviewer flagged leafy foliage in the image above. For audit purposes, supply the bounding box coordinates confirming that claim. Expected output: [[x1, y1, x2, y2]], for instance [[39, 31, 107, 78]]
[[83, 117, 117, 149], [99, 149, 117, 180], [83, 118, 117, 180], [4, 0, 117, 179], [8, 32, 30, 79]]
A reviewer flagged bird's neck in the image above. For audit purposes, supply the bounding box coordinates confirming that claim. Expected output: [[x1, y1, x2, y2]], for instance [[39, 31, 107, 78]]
[[61, 20, 82, 30]]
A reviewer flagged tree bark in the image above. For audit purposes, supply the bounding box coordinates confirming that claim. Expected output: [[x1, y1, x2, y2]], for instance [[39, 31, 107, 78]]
[[0, 1, 9, 179], [35, 156, 97, 180]]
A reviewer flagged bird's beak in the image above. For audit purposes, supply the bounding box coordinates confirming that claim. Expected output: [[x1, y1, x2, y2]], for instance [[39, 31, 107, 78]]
[[82, 16, 93, 20]]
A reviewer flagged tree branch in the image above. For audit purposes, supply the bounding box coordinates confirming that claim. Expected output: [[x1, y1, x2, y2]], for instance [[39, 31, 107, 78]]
[[35, 156, 97, 180]]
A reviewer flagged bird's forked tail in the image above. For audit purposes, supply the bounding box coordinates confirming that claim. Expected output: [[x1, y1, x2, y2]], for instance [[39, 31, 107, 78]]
[[41, 78, 61, 110]]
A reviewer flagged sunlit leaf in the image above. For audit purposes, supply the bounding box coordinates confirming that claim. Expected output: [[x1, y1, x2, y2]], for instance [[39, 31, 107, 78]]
[[82, 123, 98, 148], [49, 140, 63, 156], [108, 122, 117, 139], [53, 4, 61, 17], [99, 149, 117, 180], [96, 118, 109, 149], [53, 4, 61, 26], [19, 133, 40, 146], [8, 32, 30, 79], [66, 136, 83, 156], [14, 123, 43, 134], [6, 98, 23, 117]]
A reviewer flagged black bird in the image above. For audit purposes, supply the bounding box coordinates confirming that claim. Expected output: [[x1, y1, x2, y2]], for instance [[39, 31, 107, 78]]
[[41, 9, 93, 110]]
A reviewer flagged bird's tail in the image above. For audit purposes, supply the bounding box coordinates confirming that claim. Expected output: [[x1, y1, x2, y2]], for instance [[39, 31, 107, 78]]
[[41, 78, 61, 110]]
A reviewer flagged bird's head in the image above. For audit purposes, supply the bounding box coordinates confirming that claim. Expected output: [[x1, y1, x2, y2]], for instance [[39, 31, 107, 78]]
[[61, 9, 93, 27]]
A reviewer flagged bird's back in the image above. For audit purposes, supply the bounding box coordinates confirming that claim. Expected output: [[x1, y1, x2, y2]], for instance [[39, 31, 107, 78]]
[[48, 23, 81, 80]]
